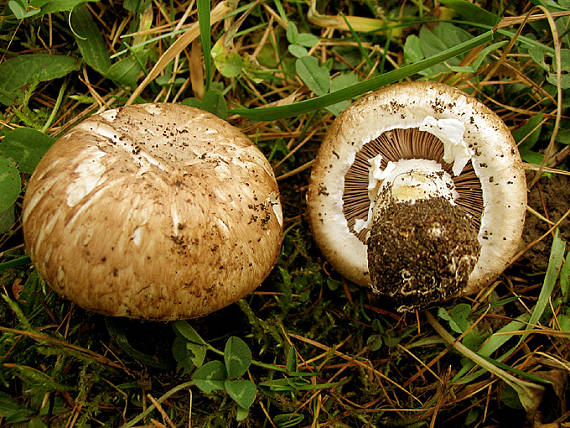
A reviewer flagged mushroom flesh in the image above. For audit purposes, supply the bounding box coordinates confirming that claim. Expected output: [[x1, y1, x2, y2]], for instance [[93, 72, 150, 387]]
[[23, 103, 283, 320], [307, 82, 526, 311]]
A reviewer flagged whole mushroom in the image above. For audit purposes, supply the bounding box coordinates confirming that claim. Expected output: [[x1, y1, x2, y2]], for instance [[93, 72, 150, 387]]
[[307, 81, 526, 312], [23, 103, 283, 321]]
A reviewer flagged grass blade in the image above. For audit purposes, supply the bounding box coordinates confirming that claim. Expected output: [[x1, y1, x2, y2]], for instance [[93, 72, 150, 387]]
[[126, 1, 231, 104], [70, 4, 111, 74], [122, 381, 194, 428], [427, 312, 544, 415], [452, 313, 529, 384], [341, 12, 374, 69], [438, 0, 500, 26], [454, 234, 567, 384], [197, 0, 212, 90], [0, 256, 31, 272], [525, 230, 566, 335], [560, 249, 569, 301], [231, 30, 494, 120]]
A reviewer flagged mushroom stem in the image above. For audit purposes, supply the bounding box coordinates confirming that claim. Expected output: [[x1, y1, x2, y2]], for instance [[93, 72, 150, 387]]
[[370, 159, 457, 209], [355, 157, 458, 234], [367, 185, 481, 312], [365, 154, 482, 311]]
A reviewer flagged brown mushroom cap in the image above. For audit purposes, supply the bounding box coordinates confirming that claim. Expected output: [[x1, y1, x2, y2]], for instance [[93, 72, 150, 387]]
[[22, 103, 283, 320], [307, 81, 526, 307]]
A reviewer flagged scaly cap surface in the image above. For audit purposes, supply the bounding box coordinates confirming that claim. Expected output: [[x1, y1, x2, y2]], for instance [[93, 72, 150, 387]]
[[23, 104, 283, 320]]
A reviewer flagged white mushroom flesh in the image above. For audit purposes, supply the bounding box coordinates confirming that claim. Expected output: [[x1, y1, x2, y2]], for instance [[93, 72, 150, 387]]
[[418, 116, 471, 175]]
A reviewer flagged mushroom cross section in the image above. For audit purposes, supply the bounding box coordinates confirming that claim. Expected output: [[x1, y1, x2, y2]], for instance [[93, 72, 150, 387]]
[[307, 82, 526, 311], [23, 104, 283, 320]]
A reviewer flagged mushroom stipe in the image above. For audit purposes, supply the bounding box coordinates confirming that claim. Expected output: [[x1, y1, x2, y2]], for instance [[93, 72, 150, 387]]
[[307, 81, 527, 311], [23, 103, 284, 321], [368, 196, 481, 312]]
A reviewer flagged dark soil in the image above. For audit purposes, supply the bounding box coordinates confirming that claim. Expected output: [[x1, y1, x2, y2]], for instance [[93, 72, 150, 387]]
[[519, 173, 570, 271]]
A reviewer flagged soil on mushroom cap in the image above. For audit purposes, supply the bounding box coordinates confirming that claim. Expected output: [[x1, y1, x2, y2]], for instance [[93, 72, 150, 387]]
[[519, 174, 570, 271]]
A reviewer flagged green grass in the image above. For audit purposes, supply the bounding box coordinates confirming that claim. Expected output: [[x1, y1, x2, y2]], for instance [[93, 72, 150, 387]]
[[1, 0, 570, 426]]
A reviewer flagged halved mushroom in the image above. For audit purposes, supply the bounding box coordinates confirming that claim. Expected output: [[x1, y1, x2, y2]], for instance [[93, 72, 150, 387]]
[[22, 104, 283, 320], [307, 81, 526, 311]]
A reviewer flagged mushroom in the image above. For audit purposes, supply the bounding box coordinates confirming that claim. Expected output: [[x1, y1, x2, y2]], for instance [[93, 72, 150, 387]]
[[22, 103, 283, 321], [307, 81, 526, 311]]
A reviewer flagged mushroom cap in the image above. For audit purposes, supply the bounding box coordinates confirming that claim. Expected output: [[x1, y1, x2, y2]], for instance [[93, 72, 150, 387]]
[[23, 103, 283, 320], [307, 81, 526, 296]]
